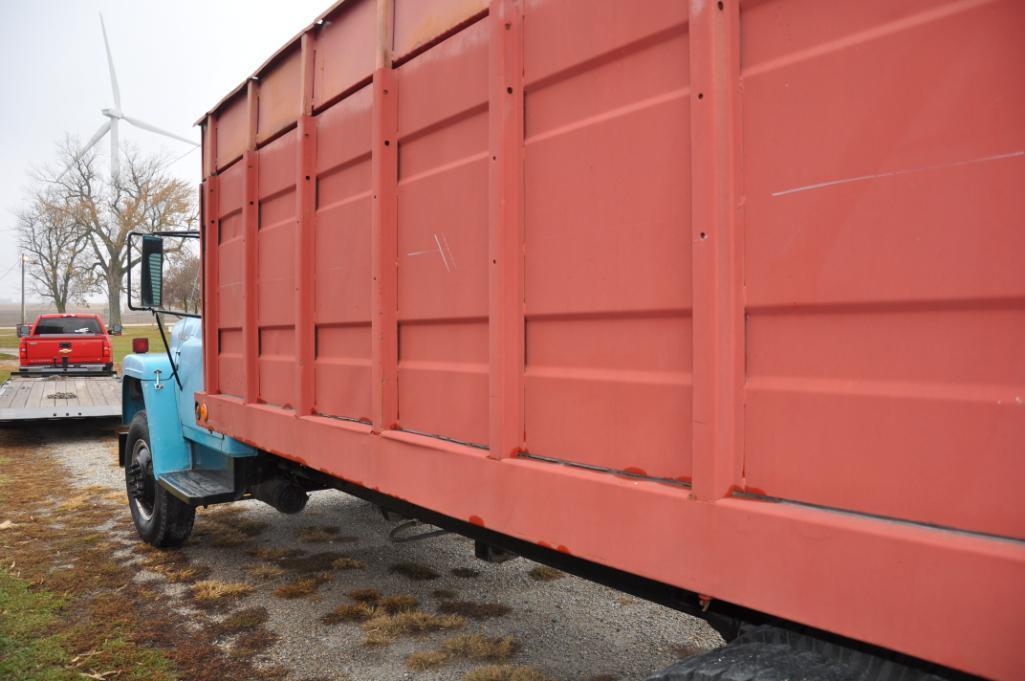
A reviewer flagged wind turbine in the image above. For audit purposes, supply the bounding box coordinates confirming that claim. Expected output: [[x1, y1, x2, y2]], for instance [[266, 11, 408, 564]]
[[57, 13, 198, 182]]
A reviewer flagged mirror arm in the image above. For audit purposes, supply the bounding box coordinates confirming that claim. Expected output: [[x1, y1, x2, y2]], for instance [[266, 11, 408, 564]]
[[154, 313, 183, 391]]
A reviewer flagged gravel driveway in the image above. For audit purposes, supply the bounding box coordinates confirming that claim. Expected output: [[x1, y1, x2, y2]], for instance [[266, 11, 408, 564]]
[[20, 419, 720, 680]]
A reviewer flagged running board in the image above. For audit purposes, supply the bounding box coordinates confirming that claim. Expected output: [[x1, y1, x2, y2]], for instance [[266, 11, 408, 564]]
[[159, 469, 239, 505]]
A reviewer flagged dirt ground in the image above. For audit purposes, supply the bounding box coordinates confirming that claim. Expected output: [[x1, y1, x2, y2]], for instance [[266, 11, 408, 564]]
[[0, 418, 720, 681]]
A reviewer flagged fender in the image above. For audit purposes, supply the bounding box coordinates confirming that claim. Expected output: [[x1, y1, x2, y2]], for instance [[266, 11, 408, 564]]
[[121, 352, 189, 477], [120, 320, 256, 480]]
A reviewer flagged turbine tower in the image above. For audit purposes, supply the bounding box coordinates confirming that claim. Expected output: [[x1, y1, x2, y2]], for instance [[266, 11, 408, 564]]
[[57, 13, 198, 181]]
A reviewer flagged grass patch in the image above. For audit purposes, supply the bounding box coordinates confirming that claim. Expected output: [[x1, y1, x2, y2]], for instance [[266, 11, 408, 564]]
[[463, 664, 555, 681], [348, 587, 382, 603], [247, 546, 305, 561], [276, 551, 350, 573], [438, 600, 511, 621], [389, 561, 440, 581], [321, 602, 378, 625], [191, 580, 254, 602], [273, 573, 331, 599], [407, 634, 520, 670], [246, 563, 286, 580], [331, 556, 367, 571], [379, 594, 419, 614], [0, 567, 70, 680], [451, 567, 480, 578], [321, 590, 418, 625], [0, 425, 280, 680], [215, 607, 270, 636], [528, 565, 564, 582], [297, 525, 355, 543], [0, 566, 177, 681], [362, 610, 464, 645]]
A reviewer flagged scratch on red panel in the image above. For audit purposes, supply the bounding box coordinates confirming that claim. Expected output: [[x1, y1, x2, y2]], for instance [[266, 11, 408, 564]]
[[771, 150, 1024, 198]]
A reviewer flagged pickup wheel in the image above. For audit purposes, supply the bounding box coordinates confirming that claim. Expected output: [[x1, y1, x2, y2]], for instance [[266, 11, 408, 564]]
[[125, 411, 195, 547]]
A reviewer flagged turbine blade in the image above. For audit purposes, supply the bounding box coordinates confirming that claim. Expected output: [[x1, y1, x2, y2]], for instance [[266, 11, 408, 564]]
[[122, 115, 198, 147], [55, 121, 111, 181], [99, 13, 121, 108]]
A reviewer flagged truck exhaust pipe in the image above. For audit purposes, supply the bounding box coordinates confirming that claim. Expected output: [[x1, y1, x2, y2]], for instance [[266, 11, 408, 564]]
[[251, 477, 308, 514]]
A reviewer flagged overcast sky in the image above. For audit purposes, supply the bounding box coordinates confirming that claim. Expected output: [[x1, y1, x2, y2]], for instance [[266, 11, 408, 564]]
[[0, 0, 329, 302]]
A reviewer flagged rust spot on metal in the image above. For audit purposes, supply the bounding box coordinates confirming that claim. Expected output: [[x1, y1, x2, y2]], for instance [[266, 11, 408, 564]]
[[728, 484, 771, 500]]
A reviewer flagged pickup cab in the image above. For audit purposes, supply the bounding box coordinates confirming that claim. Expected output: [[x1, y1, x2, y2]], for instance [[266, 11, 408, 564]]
[[17, 313, 114, 376]]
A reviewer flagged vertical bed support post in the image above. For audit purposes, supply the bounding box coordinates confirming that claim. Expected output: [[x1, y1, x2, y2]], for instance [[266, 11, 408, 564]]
[[488, 0, 525, 459], [242, 79, 261, 405], [296, 30, 318, 417], [689, 0, 744, 500], [202, 114, 221, 397], [371, 0, 398, 432]]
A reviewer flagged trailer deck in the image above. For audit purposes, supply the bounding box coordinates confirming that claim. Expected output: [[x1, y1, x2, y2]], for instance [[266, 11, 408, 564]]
[[0, 374, 121, 421]]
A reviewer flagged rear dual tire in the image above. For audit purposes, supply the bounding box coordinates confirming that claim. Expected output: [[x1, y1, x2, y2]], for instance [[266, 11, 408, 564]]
[[125, 411, 195, 547]]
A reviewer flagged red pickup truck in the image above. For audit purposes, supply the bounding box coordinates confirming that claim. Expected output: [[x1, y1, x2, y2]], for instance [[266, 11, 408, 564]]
[[17, 313, 114, 376]]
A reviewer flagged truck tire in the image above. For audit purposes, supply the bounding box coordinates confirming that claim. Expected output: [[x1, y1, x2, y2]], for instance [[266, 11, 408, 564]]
[[125, 411, 195, 547], [648, 626, 948, 681]]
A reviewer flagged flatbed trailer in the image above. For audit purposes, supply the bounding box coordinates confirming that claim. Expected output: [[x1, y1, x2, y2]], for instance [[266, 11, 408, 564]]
[[0, 374, 121, 422]]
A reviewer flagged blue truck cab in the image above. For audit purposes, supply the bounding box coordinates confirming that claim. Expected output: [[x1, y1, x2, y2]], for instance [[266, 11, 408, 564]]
[[118, 317, 309, 546]]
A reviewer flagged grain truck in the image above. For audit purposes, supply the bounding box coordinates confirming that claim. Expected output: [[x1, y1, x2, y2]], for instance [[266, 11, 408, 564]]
[[118, 1, 1025, 678]]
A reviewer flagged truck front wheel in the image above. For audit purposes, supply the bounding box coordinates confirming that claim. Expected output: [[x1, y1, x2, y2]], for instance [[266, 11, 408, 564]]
[[125, 411, 195, 547]]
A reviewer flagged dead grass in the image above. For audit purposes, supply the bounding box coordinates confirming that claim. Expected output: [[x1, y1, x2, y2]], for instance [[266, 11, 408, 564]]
[[247, 546, 306, 561], [321, 602, 378, 625], [278, 551, 350, 573], [407, 634, 520, 670], [0, 436, 282, 680], [149, 562, 211, 583], [273, 573, 332, 599], [195, 524, 251, 547], [246, 563, 286, 580], [331, 556, 366, 571], [389, 561, 440, 581], [379, 593, 419, 614], [234, 518, 270, 537], [451, 567, 480, 578], [298, 525, 356, 543], [192, 580, 255, 602], [348, 587, 382, 603], [463, 664, 555, 681], [214, 607, 270, 636], [407, 650, 450, 670], [362, 610, 465, 645], [527, 565, 564, 582], [438, 600, 511, 620]]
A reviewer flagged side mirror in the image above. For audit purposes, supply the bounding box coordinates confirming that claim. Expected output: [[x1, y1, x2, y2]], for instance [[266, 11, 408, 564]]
[[109, 323, 123, 335], [16, 324, 31, 338], [140, 235, 164, 308]]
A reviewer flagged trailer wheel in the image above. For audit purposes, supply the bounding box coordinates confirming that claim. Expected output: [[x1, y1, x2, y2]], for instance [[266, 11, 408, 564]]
[[647, 626, 947, 681], [125, 411, 195, 547]]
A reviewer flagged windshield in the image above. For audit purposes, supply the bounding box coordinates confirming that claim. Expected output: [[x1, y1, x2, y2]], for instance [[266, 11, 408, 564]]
[[33, 318, 103, 335]]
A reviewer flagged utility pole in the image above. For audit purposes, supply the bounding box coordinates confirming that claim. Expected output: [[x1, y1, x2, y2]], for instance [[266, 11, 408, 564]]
[[20, 253, 26, 326]]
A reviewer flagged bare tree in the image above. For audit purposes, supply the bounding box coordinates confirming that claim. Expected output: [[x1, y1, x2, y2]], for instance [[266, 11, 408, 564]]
[[163, 248, 202, 314], [48, 139, 196, 327], [16, 189, 95, 312]]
